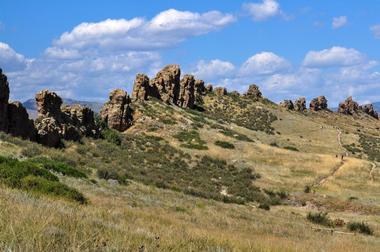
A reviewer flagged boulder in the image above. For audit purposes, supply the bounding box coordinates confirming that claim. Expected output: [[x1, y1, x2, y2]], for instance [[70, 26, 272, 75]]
[[279, 100, 294, 110], [35, 117, 61, 147], [194, 80, 206, 104], [338, 96, 359, 115], [177, 75, 195, 108], [150, 64, 181, 104], [294, 97, 306, 112], [0, 69, 9, 131], [360, 104, 379, 119], [100, 89, 133, 132], [310, 96, 328, 111], [7, 101, 36, 140], [246, 84, 262, 99], [214, 87, 227, 96], [132, 73, 150, 101], [205, 84, 213, 93], [35, 90, 62, 119]]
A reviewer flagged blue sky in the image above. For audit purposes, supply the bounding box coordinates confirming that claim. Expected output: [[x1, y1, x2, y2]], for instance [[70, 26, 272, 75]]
[[1, 0, 380, 106]]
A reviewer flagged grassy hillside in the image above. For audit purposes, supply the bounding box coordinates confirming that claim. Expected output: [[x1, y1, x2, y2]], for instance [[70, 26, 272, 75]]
[[0, 93, 380, 251]]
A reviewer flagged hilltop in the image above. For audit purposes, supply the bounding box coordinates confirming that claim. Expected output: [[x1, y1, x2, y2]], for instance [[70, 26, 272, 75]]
[[0, 65, 380, 251]]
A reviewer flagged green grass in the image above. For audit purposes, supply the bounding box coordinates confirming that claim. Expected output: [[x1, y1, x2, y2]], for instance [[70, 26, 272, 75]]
[[30, 157, 87, 178], [210, 124, 253, 142], [214, 140, 235, 149], [358, 134, 380, 161], [101, 128, 122, 145], [0, 156, 85, 203], [174, 130, 208, 150], [306, 212, 333, 227]]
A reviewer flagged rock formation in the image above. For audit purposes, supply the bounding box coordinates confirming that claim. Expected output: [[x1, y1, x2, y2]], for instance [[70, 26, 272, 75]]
[[214, 87, 227, 96], [205, 84, 213, 93], [309, 96, 328, 111], [294, 97, 307, 112], [35, 90, 98, 147], [150, 64, 181, 104], [0, 69, 10, 132], [100, 89, 133, 132], [279, 100, 294, 110], [177, 75, 195, 108], [0, 69, 36, 140], [246, 84, 262, 99], [194, 80, 206, 104], [359, 104, 379, 119], [338, 97, 359, 115], [132, 74, 150, 101]]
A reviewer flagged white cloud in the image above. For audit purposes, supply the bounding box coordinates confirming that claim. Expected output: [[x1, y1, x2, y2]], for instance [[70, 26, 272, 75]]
[[243, 0, 281, 21], [0, 42, 31, 71], [240, 52, 290, 76], [49, 9, 235, 54], [332, 16, 347, 29], [192, 59, 235, 80], [303, 46, 365, 68], [370, 24, 380, 39]]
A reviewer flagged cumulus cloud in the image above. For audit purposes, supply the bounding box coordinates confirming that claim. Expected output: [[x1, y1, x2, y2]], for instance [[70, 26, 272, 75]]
[[192, 59, 235, 80], [303, 46, 365, 68], [0, 42, 31, 72], [332, 16, 348, 29], [49, 9, 235, 54], [240, 52, 290, 76], [370, 24, 380, 39], [243, 0, 281, 21]]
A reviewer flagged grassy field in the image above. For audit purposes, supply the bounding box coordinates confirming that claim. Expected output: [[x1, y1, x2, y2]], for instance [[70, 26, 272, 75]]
[[0, 95, 380, 251]]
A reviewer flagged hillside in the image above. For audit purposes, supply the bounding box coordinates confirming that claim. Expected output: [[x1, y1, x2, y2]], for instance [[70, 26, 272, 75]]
[[0, 94, 380, 251]]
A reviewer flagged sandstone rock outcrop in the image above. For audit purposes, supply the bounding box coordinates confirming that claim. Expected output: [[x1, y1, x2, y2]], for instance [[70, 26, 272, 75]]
[[338, 97, 359, 115], [132, 74, 150, 101], [310, 96, 328, 111], [0, 69, 9, 132], [359, 104, 379, 119], [205, 84, 213, 93], [194, 80, 206, 104], [177, 75, 195, 108], [35, 90, 98, 147], [100, 89, 133, 132], [0, 69, 36, 140], [279, 100, 294, 110], [246, 84, 262, 99], [150, 64, 181, 104], [294, 97, 307, 112], [214, 87, 227, 96]]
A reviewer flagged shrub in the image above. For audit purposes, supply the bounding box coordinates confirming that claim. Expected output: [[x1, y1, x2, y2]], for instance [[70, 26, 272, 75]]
[[306, 212, 332, 227], [97, 169, 126, 184], [214, 140, 235, 149], [174, 130, 208, 150], [101, 129, 122, 146], [21, 175, 86, 204], [30, 157, 87, 178], [21, 145, 43, 158], [284, 146, 299, 151], [258, 203, 270, 211], [347, 222, 373, 235]]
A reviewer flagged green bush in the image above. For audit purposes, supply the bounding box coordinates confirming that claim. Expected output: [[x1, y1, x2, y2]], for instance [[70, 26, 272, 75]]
[[30, 157, 87, 178], [97, 169, 126, 184], [283, 146, 299, 151], [214, 140, 235, 149], [258, 203, 270, 211], [21, 175, 86, 204], [347, 222, 373, 235], [174, 130, 208, 150], [306, 212, 333, 227], [101, 129, 122, 146]]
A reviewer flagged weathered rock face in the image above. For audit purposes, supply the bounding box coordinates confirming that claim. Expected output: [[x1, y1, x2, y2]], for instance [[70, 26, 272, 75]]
[[294, 97, 306, 112], [7, 102, 36, 140], [279, 100, 294, 110], [100, 89, 133, 132], [205, 84, 213, 93], [338, 96, 359, 115], [360, 104, 379, 119], [194, 80, 205, 104], [310, 96, 328, 111], [246, 84, 262, 99], [229, 91, 240, 97], [0, 69, 9, 132], [61, 104, 98, 136], [132, 74, 150, 101], [177, 75, 195, 108], [35, 90, 62, 118], [214, 87, 227, 96], [150, 64, 181, 104], [35, 90, 98, 146]]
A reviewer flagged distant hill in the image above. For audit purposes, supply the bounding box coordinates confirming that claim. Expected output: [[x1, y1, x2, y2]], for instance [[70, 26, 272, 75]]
[[23, 98, 103, 119]]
